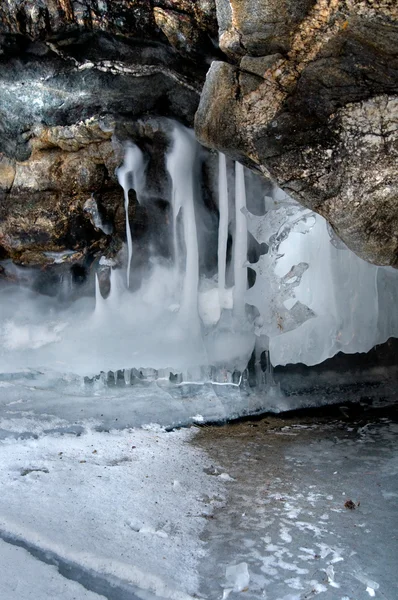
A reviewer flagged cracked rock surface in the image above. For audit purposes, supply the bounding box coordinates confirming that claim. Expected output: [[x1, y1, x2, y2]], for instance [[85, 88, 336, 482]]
[[0, 0, 397, 269], [195, 0, 398, 267]]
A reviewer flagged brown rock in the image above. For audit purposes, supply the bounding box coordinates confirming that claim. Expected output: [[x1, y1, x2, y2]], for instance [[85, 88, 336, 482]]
[[215, 0, 315, 59]]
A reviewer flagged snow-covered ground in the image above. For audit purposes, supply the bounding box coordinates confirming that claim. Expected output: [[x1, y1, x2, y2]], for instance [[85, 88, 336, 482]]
[[0, 425, 224, 600], [0, 396, 397, 600]]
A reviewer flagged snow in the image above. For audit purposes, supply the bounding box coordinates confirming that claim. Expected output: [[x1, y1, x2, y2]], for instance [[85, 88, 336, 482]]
[[0, 426, 223, 599], [0, 539, 106, 600]]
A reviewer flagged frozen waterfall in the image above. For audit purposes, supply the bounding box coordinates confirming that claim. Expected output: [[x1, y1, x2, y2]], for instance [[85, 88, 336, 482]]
[[0, 123, 397, 402]]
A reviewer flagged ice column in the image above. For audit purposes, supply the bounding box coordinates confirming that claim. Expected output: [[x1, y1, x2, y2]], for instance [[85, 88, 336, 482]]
[[233, 162, 248, 319], [94, 274, 106, 319], [218, 153, 229, 307], [116, 143, 145, 288], [166, 126, 199, 324]]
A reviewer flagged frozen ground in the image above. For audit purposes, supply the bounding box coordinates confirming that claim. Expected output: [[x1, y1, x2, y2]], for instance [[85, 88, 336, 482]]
[[0, 423, 224, 600], [194, 405, 398, 600], [0, 396, 397, 599]]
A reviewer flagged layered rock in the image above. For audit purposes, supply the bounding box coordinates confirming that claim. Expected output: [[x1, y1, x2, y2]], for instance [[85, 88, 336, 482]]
[[0, 1, 219, 274], [0, 0, 397, 272], [0, 116, 187, 295], [0, 0, 218, 161], [196, 0, 398, 267]]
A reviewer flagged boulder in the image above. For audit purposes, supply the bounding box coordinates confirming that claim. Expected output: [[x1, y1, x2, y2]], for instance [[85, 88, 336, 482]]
[[196, 1, 398, 267]]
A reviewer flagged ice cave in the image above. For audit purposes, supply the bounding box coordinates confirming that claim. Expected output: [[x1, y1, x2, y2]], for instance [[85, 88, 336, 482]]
[[1, 121, 397, 425]]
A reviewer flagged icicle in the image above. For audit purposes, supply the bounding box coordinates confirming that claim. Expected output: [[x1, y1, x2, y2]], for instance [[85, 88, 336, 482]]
[[94, 274, 106, 319], [166, 137, 183, 274], [172, 196, 180, 272], [263, 349, 276, 388], [116, 143, 145, 288], [107, 267, 123, 312], [124, 368, 131, 385], [218, 152, 229, 308], [233, 162, 248, 319], [166, 126, 199, 325]]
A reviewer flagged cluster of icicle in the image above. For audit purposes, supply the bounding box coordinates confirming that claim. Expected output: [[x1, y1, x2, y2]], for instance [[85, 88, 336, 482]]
[[99, 124, 398, 370], [114, 128, 249, 327], [1, 123, 397, 385]]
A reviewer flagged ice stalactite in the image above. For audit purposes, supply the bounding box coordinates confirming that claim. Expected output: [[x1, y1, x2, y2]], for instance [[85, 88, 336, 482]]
[[116, 143, 145, 288], [166, 143, 182, 275], [218, 153, 229, 308], [233, 162, 248, 320], [166, 126, 200, 327], [94, 274, 106, 319]]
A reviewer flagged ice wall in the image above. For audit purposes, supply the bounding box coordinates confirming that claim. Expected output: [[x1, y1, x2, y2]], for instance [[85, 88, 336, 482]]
[[244, 193, 398, 366]]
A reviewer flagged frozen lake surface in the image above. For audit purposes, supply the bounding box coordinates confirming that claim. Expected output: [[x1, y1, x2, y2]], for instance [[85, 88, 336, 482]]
[[0, 391, 396, 600]]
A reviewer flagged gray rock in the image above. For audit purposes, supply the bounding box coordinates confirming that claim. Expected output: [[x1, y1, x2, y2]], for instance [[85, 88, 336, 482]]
[[196, 1, 398, 267]]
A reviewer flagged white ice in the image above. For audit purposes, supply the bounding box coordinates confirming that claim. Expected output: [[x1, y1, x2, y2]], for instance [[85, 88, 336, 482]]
[[117, 142, 145, 287]]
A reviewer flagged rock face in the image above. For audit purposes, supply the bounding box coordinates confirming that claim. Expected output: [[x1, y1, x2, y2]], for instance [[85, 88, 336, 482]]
[[0, 1, 219, 276], [0, 0, 397, 272], [0, 0, 219, 161], [195, 0, 398, 267]]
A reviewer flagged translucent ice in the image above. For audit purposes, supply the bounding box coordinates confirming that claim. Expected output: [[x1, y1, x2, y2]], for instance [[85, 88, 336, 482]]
[[116, 142, 145, 287]]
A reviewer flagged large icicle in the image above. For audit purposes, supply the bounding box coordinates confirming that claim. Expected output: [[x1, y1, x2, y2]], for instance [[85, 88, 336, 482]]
[[166, 126, 199, 325], [94, 274, 106, 319], [116, 143, 145, 288], [233, 162, 248, 319], [218, 153, 229, 308]]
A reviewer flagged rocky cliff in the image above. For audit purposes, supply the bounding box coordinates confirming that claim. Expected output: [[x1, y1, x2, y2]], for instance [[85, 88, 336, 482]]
[[196, 0, 398, 267], [0, 0, 397, 274], [0, 1, 218, 277]]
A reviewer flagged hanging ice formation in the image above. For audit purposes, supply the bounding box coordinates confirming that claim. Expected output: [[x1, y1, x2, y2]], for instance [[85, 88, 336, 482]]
[[116, 143, 145, 287], [217, 152, 229, 308], [166, 127, 200, 326], [233, 162, 248, 320], [1, 124, 398, 382]]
